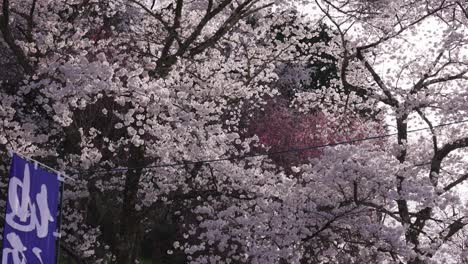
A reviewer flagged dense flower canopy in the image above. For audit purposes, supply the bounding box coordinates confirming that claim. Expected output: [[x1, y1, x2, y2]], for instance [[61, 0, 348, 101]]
[[0, 0, 467, 263]]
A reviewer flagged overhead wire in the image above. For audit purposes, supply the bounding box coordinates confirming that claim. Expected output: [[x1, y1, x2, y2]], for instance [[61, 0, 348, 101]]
[[79, 118, 468, 174]]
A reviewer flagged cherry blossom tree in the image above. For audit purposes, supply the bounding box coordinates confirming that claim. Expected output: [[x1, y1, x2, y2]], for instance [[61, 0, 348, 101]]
[[0, 0, 317, 263], [1, 0, 468, 263], [246, 96, 384, 170], [175, 1, 468, 263], [290, 0, 468, 263]]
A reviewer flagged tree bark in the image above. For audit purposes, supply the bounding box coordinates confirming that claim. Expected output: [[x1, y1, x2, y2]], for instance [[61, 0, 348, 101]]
[[115, 145, 145, 264]]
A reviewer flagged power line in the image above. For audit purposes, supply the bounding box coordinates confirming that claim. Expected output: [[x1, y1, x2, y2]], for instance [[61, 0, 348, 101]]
[[81, 118, 468, 174]]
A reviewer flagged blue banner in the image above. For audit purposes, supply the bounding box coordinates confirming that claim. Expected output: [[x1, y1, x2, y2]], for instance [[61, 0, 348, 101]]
[[2, 154, 60, 264]]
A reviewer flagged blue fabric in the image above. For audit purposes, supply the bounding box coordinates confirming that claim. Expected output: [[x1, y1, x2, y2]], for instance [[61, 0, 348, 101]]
[[2, 154, 60, 264]]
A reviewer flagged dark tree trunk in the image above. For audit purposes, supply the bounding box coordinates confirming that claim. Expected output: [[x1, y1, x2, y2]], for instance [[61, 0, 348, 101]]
[[115, 145, 145, 264]]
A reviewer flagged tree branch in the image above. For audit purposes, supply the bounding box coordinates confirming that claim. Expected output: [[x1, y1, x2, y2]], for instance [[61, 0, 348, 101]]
[[415, 109, 438, 153], [422, 70, 468, 87], [410, 50, 445, 94], [441, 217, 466, 242], [178, 0, 234, 55], [188, 0, 271, 56], [356, 49, 398, 107], [430, 137, 468, 186], [0, 0, 33, 74], [27, 0, 37, 36], [356, 1, 451, 52], [456, 1, 468, 19], [442, 172, 468, 193]]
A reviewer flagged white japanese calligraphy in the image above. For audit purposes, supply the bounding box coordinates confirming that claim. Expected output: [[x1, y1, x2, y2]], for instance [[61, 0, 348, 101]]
[[2, 233, 27, 264], [2, 235, 46, 264], [32, 247, 45, 264], [5, 163, 54, 238]]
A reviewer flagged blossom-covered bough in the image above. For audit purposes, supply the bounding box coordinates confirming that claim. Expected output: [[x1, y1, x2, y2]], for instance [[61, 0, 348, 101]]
[[0, 0, 467, 263], [0, 0, 319, 262], [291, 0, 468, 263]]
